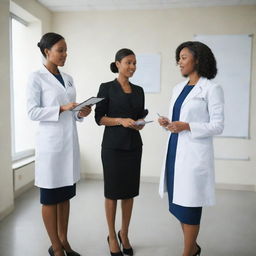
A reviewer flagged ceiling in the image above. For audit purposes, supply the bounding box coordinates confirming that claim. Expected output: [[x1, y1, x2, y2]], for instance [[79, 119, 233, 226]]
[[37, 0, 256, 12]]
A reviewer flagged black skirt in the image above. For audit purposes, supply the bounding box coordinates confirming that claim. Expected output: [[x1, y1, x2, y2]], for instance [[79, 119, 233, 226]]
[[40, 184, 76, 205], [101, 147, 142, 200]]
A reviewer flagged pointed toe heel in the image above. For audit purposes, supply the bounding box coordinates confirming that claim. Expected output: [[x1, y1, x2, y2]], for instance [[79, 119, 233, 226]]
[[65, 249, 81, 256], [117, 231, 133, 256], [48, 246, 65, 256], [48, 247, 54, 256], [107, 236, 123, 256], [193, 244, 201, 256]]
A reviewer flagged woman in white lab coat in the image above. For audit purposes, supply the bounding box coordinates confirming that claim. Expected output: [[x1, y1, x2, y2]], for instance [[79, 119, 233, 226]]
[[158, 41, 224, 256], [27, 32, 91, 256]]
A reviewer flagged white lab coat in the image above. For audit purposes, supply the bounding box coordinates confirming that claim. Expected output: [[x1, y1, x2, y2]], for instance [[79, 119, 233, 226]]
[[27, 65, 83, 189], [159, 77, 224, 207]]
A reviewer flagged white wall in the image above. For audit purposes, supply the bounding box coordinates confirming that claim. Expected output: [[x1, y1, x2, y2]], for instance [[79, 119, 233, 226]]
[[14, 162, 35, 197], [12, 0, 51, 33], [0, 0, 52, 220], [52, 5, 256, 190], [10, 0, 52, 197], [0, 0, 14, 220]]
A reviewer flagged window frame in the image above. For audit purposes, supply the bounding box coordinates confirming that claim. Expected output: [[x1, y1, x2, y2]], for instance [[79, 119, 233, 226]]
[[10, 13, 35, 162]]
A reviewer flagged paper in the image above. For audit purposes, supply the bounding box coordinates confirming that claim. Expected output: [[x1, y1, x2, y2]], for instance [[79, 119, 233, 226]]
[[135, 120, 153, 126], [72, 97, 104, 111], [130, 54, 161, 93]]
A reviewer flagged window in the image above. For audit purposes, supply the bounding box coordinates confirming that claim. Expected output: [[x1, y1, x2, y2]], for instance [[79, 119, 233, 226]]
[[10, 12, 41, 161]]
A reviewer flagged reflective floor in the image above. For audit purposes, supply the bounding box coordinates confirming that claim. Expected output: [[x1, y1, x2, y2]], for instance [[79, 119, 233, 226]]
[[0, 179, 256, 256]]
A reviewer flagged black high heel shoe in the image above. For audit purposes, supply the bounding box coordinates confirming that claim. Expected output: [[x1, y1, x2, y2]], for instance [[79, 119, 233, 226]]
[[61, 241, 81, 256], [117, 231, 134, 256], [48, 246, 65, 256], [193, 244, 201, 256], [107, 236, 124, 256], [64, 248, 81, 256], [48, 247, 54, 256]]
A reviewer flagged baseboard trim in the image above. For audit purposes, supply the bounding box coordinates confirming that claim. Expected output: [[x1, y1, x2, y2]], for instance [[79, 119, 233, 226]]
[[215, 183, 256, 192], [81, 173, 256, 192], [0, 204, 14, 221], [141, 176, 159, 183], [81, 173, 103, 180], [14, 180, 34, 198]]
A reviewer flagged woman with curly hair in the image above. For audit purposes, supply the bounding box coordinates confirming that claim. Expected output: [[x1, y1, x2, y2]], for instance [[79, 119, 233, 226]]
[[158, 41, 224, 256]]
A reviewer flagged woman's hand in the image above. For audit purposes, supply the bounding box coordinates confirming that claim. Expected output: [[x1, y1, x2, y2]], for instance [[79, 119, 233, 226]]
[[133, 119, 145, 131], [78, 106, 92, 118], [118, 118, 136, 129], [60, 102, 78, 113], [158, 116, 170, 127], [167, 121, 190, 133]]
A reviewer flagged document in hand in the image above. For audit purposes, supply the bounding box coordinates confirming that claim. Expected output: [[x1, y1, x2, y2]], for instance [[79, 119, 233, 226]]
[[134, 120, 154, 126], [72, 97, 104, 111]]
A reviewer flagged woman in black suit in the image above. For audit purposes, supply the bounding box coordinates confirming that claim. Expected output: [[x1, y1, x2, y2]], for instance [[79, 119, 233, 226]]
[[95, 48, 147, 256]]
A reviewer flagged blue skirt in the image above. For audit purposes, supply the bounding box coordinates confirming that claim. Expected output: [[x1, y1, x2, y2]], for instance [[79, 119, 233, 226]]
[[40, 184, 76, 205], [166, 134, 202, 225]]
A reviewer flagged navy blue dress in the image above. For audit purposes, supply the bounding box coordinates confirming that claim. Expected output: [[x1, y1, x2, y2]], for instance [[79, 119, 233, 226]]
[[166, 85, 202, 225], [40, 73, 76, 205], [53, 73, 65, 87]]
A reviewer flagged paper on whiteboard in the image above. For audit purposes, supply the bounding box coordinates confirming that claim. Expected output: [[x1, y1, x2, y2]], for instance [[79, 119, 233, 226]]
[[130, 54, 161, 93]]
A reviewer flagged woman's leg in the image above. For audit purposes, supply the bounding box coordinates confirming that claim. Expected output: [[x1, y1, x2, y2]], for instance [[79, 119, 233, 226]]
[[105, 198, 120, 253], [120, 198, 134, 248], [57, 200, 72, 252], [181, 223, 200, 256], [42, 204, 65, 256]]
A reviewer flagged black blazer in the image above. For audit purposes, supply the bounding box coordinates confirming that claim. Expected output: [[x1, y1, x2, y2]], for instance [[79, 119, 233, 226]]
[[95, 79, 147, 150]]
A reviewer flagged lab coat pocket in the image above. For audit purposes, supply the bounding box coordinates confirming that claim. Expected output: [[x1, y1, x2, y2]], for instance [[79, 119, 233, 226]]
[[189, 136, 212, 172], [37, 122, 63, 152]]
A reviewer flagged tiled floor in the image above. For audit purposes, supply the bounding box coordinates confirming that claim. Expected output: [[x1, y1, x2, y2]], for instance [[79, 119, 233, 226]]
[[0, 179, 256, 256]]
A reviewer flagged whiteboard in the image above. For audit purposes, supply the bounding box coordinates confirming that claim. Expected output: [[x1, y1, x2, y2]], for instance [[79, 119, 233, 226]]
[[130, 54, 161, 93], [194, 34, 252, 138]]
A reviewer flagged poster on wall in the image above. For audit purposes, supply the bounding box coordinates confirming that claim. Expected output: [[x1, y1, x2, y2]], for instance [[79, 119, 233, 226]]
[[194, 34, 252, 138], [130, 53, 161, 93]]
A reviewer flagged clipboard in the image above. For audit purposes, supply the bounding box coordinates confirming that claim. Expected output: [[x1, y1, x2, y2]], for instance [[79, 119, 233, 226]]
[[134, 120, 154, 126], [72, 97, 104, 111]]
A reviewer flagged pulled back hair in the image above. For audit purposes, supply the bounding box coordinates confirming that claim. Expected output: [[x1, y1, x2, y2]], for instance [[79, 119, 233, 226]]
[[175, 41, 217, 79], [37, 32, 64, 58], [110, 48, 135, 73]]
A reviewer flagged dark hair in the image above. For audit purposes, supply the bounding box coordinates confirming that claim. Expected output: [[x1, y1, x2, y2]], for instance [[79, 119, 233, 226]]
[[175, 41, 217, 79], [110, 48, 135, 73], [37, 32, 64, 58]]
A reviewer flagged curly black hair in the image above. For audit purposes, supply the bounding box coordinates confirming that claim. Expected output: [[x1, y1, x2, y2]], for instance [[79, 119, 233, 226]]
[[175, 41, 217, 79]]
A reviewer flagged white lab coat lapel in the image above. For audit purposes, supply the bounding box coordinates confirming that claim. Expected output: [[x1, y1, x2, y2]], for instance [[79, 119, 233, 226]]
[[39, 66, 76, 104], [60, 71, 76, 103], [171, 80, 188, 105], [39, 65, 66, 93], [168, 79, 188, 120], [60, 71, 73, 89], [181, 77, 206, 108]]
